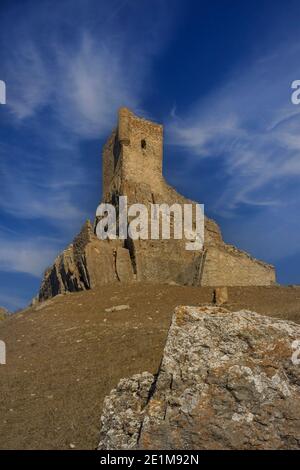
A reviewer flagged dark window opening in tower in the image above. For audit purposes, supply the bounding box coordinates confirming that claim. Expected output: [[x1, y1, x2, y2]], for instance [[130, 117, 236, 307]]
[[141, 139, 146, 149]]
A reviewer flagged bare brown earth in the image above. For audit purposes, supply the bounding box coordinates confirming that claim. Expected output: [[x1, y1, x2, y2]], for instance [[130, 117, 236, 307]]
[[0, 283, 300, 450]]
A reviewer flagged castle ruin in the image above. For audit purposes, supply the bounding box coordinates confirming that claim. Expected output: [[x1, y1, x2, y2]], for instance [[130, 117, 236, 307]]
[[38, 108, 275, 301]]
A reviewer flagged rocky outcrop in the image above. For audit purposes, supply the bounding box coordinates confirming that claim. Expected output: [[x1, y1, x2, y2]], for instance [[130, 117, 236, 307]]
[[38, 220, 134, 301], [98, 306, 300, 450]]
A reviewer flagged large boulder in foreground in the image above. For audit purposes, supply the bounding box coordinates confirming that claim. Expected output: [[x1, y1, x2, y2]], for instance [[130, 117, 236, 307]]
[[98, 306, 300, 450]]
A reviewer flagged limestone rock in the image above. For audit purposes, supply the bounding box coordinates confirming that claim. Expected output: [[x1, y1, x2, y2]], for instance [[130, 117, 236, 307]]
[[104, 305, 130, 313], [98, 306, 300, 450], [99, 372, 154, 450]]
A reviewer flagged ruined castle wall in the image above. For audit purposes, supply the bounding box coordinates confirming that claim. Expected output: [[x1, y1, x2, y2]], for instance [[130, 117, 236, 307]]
[[201, 244, 276, 286], [131, 239, 199, 284], [157, 182, 223, 244], [38, 108, 276, 303]]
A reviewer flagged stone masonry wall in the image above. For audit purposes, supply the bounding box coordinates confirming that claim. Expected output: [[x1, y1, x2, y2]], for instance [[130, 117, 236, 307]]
[[201, 244, 275, 286]]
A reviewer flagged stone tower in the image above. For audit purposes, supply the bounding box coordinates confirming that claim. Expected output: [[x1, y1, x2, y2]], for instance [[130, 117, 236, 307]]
[[103, 107, 164, 201]]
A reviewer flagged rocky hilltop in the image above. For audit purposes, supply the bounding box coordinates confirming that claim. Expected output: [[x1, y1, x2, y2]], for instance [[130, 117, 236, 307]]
[[99, 305, 300, 450], [1, 284, 300, 449], [38, 108, 275, 303]]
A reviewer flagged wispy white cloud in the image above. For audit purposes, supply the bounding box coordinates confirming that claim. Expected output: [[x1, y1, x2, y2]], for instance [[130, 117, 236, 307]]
[[55, 34, 142, 138], [0, 236, 60, 277], [6, 32, 141, 138], [6, 41, 53, 120], [167, 41, 300, 214], [1, 0, 173, 137], [0, 292, 28, 311], [0, 142, 85, 227]]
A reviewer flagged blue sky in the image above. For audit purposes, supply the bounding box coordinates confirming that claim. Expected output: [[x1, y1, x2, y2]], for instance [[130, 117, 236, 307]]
[[1, 0, 300, 311]]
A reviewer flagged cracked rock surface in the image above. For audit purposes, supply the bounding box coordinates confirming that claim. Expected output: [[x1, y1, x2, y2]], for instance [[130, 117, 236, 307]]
[[98, 306, 300, 450]]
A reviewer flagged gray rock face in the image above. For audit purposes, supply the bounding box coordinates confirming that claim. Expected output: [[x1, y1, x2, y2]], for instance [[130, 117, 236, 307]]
[[98, 306, 300, 450]]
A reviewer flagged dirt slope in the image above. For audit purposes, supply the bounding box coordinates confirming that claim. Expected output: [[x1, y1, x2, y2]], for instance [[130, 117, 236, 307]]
[[0, 284, 300, 450]]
